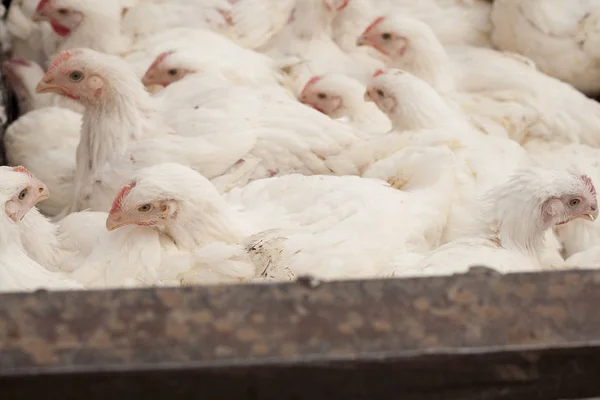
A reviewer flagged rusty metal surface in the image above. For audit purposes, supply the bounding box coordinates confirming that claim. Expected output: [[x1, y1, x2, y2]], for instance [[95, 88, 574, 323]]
[[1, 267, 600, 399]]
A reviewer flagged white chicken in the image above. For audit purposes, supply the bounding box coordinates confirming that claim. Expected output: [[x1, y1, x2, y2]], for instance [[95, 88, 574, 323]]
[[356, 15, 600, 147], [298, 73, 391, 136], [2, 0, 600, 292], [32, 0, 129, 58], [260, 0, 383, 94], [105, 151, 458, 283], [332, 0, 494, 52], [524, 141, 600, 258], [0, 166, 82, 292], [490, 0, 600, 95], [3, 106, 79, 216], [138, 34, 290, 91], [361, 69, 531, 245], [6, 0, 59, 65], [216, 0, 296, 50], [35, 48, 364, 213], [390, 168, 598, 277]]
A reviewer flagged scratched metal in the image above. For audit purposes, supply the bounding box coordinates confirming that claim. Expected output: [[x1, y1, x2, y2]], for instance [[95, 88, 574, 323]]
[[1, 267, 600, 399]]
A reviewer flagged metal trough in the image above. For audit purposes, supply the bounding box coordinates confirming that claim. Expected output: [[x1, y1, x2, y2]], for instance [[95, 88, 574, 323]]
[[1, 268, 600, 400]]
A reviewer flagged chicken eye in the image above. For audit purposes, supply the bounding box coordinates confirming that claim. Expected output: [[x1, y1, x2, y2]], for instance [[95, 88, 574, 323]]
[[57, 8, 70, 15], [69, 71, 83, 81], [569, 198, 581, 207], [167, 69, 178, 76], [18, 188, 28, 201], [317, 93, 327, 99], [381, 33, 392, 40], [377, 89, 385, 97], [138, 204, 152, 212]]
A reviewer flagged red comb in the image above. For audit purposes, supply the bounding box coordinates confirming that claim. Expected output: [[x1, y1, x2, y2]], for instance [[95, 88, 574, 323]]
[[337, 0, 350, 11], [12, 166, 33, 178], [372, 69, 384, 78], [109, 181, 136, 214], [364, 16, 385, 35], [300, 75, 322, 98], [36, 0, 50, 12], [47, 50, 74, 75], [324, 0, 349, 11], [582, 174, 596, 197], [147, 50, 175, 72]]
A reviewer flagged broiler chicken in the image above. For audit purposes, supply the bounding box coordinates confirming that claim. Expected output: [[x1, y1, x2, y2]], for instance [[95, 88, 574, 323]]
[[358, 69, 532, 245], [4, 106, 79, 216], [138, 32, 291, 91], [35, 48, 365, 214], [356, 15, 600, 147], [0, 166, 82, 292], [260, 0, 383, 94], [390, 168, 598, 277], [332, 0, 494, 54], [6, 0, 59, 65], [105, 153, 458, 283], [491, 0, 600, 95], [298, 73, 391, 136]]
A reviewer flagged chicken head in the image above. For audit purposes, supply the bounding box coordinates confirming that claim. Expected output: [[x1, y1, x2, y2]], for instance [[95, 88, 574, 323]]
[[541, 174, 598, 227], [1, 166, 50, 223], [35, 48, 139, 105], [142, 51, 194, 88], [32, 0, 84, 37], [299, 75, 344, 116], [364, 68, 459, 131], [364, 69, 399, 116], [356, 16, 408, 57], [106, 181, 177, 232]]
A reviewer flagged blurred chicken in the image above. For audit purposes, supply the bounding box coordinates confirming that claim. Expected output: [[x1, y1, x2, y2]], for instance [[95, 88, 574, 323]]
[[491, 0, 600, 95], [6, 0, 59, 64], [2, 57, 83, 113], [139, 37, 292, 91], [361, 69, 532, 245], [35, 49, 365, 213], [261, 0, 383, 94], [299, 73, 391, 136], [356, 14, 600, 147]]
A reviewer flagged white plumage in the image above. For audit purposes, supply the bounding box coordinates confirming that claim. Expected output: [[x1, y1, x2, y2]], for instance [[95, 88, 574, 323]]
[[2, 0, 600, 294], [356, 14, 600, 147], [491, 0, 600, 95], [0, 166, 82, 292]]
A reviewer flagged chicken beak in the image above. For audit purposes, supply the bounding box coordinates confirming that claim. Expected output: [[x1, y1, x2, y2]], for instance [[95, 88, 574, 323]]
[[364, 89, 373, 103], [144, 83, 164, 94], [36, 74, 61, 94], [583, 208, 599, 222], [356, 35, 369, 47], [31, 10, 48, 22], [106, 212, 129, 231], [141, 74, 153, 86], [35, 185, 50, 204]]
